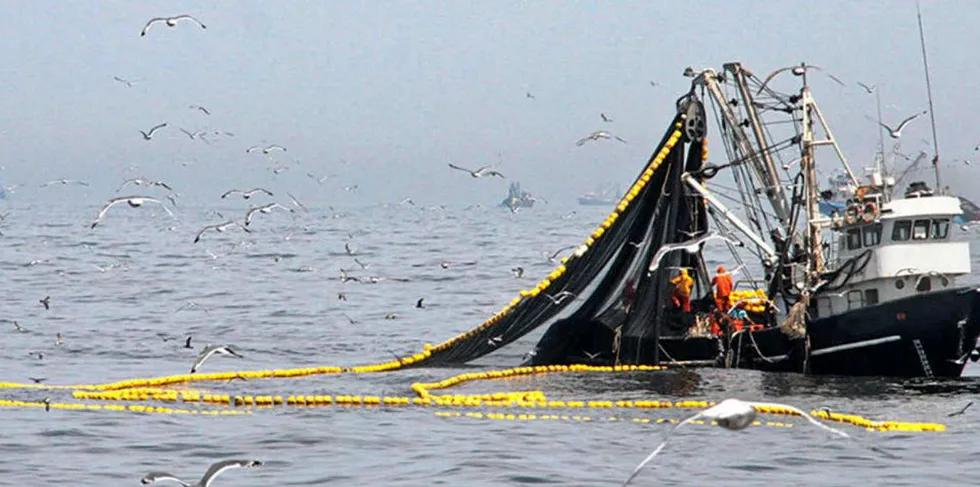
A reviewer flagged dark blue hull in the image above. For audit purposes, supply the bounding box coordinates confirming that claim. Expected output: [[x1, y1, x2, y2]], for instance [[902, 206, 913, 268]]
[[654, 287, 980, 378]]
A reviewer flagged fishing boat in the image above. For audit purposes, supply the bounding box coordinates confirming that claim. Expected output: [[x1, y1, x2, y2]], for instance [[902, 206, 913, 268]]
[[405, 57, 980, 379], [577, 183, 620, 206], [499, 182, 537, 211]]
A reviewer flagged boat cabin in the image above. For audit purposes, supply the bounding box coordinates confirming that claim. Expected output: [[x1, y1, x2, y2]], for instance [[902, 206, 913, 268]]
[[815, 187, 969, 318]]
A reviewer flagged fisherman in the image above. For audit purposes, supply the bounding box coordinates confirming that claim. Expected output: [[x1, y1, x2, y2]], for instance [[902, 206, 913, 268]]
[[711, 265, 733, 312], [669, 268, 694, 313]]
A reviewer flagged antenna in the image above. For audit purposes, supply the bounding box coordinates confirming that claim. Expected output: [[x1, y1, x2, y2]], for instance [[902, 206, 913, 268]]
[[916, 2, 942, 192]]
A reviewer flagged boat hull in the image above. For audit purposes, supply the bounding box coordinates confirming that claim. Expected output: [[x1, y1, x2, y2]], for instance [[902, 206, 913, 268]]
[[651, 287, 980, 378]]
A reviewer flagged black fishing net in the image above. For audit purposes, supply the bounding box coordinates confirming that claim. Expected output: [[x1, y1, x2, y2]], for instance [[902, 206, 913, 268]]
[[407, 94, 711, 367]]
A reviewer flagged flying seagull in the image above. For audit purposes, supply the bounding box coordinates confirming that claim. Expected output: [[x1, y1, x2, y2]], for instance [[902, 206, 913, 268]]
[[141, 459, 261, 486], [620, 399, 850, 487], [140, 15, 207, 37], [117, 178, 173, 193], [139, 122, 168, 140], [576, 130, 627, 146], [246, 144, 287, 154], [40, 296, 51, 310], [90, 196, 174, 228], [244, 203, 290, 226], [447, 163, 505, 178], [40, 179, 89, 188], [188, 105, 210, 115], [878, 111, 927, 139], [647, 232, 743, 272], [856, 82, 876, 94], [601, 113, 614, 123], [756, 63, 845, 95], [113, 76, 139, 87], [526, 92, 535, 100], [194, 221, 250, 243], [179, 128, 208, 141], [190, 344, 243, 373], [221, 188, 273, 200]]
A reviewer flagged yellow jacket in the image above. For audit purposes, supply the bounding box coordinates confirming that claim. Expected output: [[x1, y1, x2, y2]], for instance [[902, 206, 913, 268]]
[[670, 269, 694, 297]]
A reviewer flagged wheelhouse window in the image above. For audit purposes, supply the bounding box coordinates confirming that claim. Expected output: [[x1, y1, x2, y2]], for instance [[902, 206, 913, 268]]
[[846, 290, 864, 310], [862, 223, 882, 247], [892, 220, 911, 241], [846, 228, 862, 250], [932, 218, 950, 240], [864, 288, 879, 306], [912, 220, 931, 240]]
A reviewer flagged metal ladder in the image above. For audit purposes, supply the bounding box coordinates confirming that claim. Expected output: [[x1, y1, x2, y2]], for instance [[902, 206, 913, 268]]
[[912, 339, 934, 378]]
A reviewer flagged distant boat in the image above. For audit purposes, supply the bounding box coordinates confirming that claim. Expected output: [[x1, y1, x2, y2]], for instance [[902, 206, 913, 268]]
[[499, 182, 536, 211], [577, 183, 620, 206]]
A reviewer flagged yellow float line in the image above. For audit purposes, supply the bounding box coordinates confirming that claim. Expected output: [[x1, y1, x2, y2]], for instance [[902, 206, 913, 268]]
[[433, 411, 798, 430], [0, 399, 250, 415]]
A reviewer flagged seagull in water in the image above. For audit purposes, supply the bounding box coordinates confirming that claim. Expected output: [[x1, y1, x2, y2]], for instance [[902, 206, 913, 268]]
[[140, 15, 207, 37], [878, 111, 927, 139], [447, 163, 505, 178], [90, 196, 174, 229], [576, 130, 627, 146], [190, 344, 244, 373], [194, 221, 250, 243], [221, 188, 273, 200], [244, 203, 291, 226], [647, 232, 743, 272], [620, 399, 851, 487], [141, 459, 261, 486], [139, 122, 168, 140]]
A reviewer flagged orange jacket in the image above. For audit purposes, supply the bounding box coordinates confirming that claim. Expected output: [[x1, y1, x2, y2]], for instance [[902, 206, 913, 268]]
[[712, 267, 733, 297]]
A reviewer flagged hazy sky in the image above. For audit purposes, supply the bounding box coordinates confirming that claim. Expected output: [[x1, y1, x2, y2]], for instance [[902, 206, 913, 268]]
[[0, 1, 977, 207]]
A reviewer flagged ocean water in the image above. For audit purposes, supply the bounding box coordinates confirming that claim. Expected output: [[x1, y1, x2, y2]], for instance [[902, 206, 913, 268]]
[[0, 197, 977, 486]]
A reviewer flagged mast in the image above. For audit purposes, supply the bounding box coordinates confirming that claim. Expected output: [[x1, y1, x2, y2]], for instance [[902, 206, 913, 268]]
[[800, 86, 825, 275], [916, 2, 942, 192], [699, 66, 791, 225]]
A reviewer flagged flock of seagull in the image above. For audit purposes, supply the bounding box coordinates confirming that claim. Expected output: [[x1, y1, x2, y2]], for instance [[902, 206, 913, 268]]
[[5, 14, 969, 487]]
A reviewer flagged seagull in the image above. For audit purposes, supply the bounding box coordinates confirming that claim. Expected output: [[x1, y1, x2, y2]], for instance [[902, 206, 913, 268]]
[[511, 266, 524, 278], [39, 296, 50, 310], [307, 172, 333, 184], [246, 144, 287, 154], [244, 203, 290, 226], [576, 130, 627, 146], [416, 298, 425, 309], [141, 459, 261, 486], [488, 335, 504, 347], [179, 128, 208, 141], [384, 313, 398, 320], [756, 63, 845, 94], [543, 291, 576, 305], [286, 192, 308, 213], [342, 313, 357, 324], [12, 321, 26, 332], [343, 185, 359, 192], [344, 242, 356, 256], [188, 105, 210, 115], [43, 397, 51, 412], [221, 188, 273, 199], [353, 257, 369, 270], [339, 268, 361, 283], [139, 123, 168, 140], [338, 292, 347, 301], [878, 111, 927, 139], [140, 15, 207, 37], [190, 344, 244, 373], [113, 76, 139, 87], [647, 232, 744, 272], [545, 245, 577, 263], [40, 179, 89, 188], [526, 92, 535, 100], [856, 82, 876, 94], [184, 336, 193, 349], [90, 196, 174, 229], [447, 163, 505, 178], [620, 399, 850, 487], [948, 401, 973, 417], [194, 221, 250, 243], [56, 333, 63, 346], [601, 113, 614, 123], [28, 377, 46, 384], [117, 178, 173, 192]]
